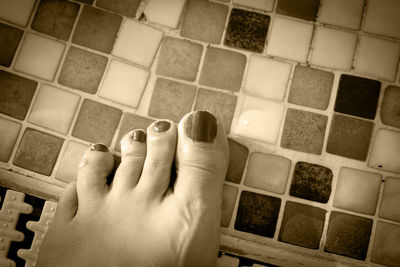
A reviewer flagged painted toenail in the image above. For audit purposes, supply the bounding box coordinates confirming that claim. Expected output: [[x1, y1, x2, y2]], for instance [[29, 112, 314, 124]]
[[154, 121, 171, 132], [186, 111, 217, 142], [90, 143, 109, 152], [131, 130, 146, 142]]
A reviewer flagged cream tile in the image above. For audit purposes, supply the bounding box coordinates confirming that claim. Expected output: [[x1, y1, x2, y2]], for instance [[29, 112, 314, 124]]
[[0, 0, 35, 26], [363, 0, 400, 39], [144, 0, 186, 28], [216, 255, 239, 267], [233, 0, 275, 12], [379, 177, 400, 222], [368, 129, 400, 173], [56, 141, 88, 183], [318, 0, 364, 30], [0, 117, 21, 162]]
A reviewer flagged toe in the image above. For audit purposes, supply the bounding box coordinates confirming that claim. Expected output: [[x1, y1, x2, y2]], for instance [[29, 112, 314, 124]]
[[56, 182, 78, 221]]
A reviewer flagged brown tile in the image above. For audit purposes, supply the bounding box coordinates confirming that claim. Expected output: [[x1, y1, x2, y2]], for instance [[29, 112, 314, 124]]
[[221, 184, 238, 227], [75, 0, 93, 4], [0, 23, 23, 67], [380, 85, 400, 129], [226, 138, 249, 184], [96, 0, 141, 18], [371, 221, 400, 266], [0, 117, 21, 162], [276, 0, 321, 21]]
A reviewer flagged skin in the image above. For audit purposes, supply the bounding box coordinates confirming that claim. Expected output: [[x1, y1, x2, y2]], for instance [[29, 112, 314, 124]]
[[36, 111, 229, 267]]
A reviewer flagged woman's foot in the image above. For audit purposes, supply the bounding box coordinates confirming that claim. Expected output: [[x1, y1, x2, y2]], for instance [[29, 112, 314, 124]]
[[37, 111, 229, 267]]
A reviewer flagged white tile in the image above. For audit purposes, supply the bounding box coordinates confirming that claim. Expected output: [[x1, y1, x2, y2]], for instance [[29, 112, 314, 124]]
[[235, 95, 284, 144], [56, 141, 88, 183], [233, 0, 275, 12], [310, 27, 357, 71], [379, 177, 400, 222], [368, 129, 400, 173], [318, 0, 364, 30], [28, 84, 80, 134], [14, 33, 65, 81], [266, 17, 314, 63], [99, 60, 150, 108], [0, 0, 35, 26], [0, 117, 21, 162], [355, 36, 400, 82], [363, 0, 400, 39], [245, 56, 291, 101], [112, 19, 164, 68], [216, 255, 239, 267], [144, 0, 186, 28]]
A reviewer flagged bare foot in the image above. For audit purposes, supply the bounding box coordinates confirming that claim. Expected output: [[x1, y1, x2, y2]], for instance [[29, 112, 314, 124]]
[[37, 111, 229, 267]]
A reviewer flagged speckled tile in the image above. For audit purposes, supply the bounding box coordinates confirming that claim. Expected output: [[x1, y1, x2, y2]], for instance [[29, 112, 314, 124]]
[[193, 88, 238, 133], [380, 86, 400, 129], [279, 201, 326, 249], [31, 0, 80, 41], [379, 177, 400, 222], [72, 99, 122, 146], [363, 0, 400, 39], [318, 0, 364, 30], [280, 109, 328, 155], [96, 0, 141, 18], [0, 23, 23, 67], [0, 117, 21, 162], [221, 184, 238, 227], [276, 0, 320, 21], [72, 6, 122, 53], [224, 8, 270, 53], [288, 66, 334, 110], [233, 0, 275, 12], [56, 141, 88, 183], [148, 78, 197, 122], [371, 221, 400, 266], [0, 0, 36, 26], [368, 129, 400, 173], [156, 37, 203, 82], [226, 138, 249, 184], [13, 128, 64, 176], [326, 114, 374, 161], [324, 211, 372, 260], [0, 70, 37, 120], [180, 0, 228, 44], [199, 47, 246, 92], [234, 191, 281, 238]]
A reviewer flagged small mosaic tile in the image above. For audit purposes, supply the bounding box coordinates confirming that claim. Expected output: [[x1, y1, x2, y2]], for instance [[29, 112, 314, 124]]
[[96, 0, 141, 18], [28, 84, 80, 134], [325, 211, 372, 260], [221, 184, 238, 227], [288, 66, 334, 110], [371, 221, 400, 266], [148, 78, 197, 123], [326, 114, 374, 161], [234, 191, 281, 238], [72, 6, 122, 53], [143, 0, 186, 28], [0, 23, 23, 67], [56, 141, 88, 183], [244, 152, 291, 194], [58, 46, 108, 94], [31, 0, 80, 41], [13, 128, 64, 176], [99, 60, 150, 108], [333, 167, 382, 215], [233, 0, 275, 12], [224, 8, 270, 53], [278, 201, 326, 249], [334, 74, 381, 120], [379, 177, 400, 222], [318, 0, 364, 30], [216, 255, 239, 267], [363, 0, 400, 39], [280, 109, 328, 155], [156, 37, 203, 82], [194, 88, 237, 133], [368, 129, 400, 173], [14, 33, 65, 81], [180, 0, 228, 44], [72, 99, 122, 146], [0, 117, 21, 162], [354, 36, 400, 82], [380, 86, 400, 129], [266, 17, 314, 63], [0, 0, 35, 26], [226, 138, 249, 184], [310, 27, 357, 71], [244, 56, 292, 101], [276, 0, 320, 21], [0, 70, 37, 120]]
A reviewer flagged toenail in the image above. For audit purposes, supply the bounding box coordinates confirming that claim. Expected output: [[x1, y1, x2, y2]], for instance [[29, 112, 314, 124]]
[[186, 111, 217, 142], [154, 121, 171, 132], [90, 143, 109, 152], [131, 130, 146, 142]]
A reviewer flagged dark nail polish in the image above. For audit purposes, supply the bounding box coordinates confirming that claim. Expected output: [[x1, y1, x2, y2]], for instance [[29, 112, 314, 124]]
[[131, 130, 146, 142], [154, 121, 170, 132], [186, 111, 217, 142], [90, 143, 109, 152]]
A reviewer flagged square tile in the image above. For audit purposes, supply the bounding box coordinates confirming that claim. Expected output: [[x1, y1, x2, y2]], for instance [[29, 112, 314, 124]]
[[333, 167, 382, 215], [99, 60, 150, 108], [368, 129, 400, 173], [194, 88, 238, 133], [244, 56, 292, 101], [235, 95, 285, 144], [288, 66, 334, 110], [318, 0, 364, 30], [278, 201, 326, 249], [276, 0, 320, 21], [310, 27, 357, 71], [72, 6, 122, 53], [28, 84, 80, 134], [334, 74, 381, 120], [56, 141, 88, 183], [289, 161, 333, 203], [0, 70, 37, 120], [156, 37, 203, 82], [32, 0, 80, 41], [224, 8, 270, 53], [325, 211, 372, 260], [326, 114, 374, 161], [379, 177, 400, 222], [381, 86, 400, 129], [13, 128, 64, 176], [96, 0, 141, 18], [112, 20, 163, 68], [363, 0, 400, 38], [0, 0, 35, 26], [14, 33, 65, 81], [216, 255, 239, 267], [244, 152, 291, 194], [72, 99, 122, 146], [180, 0, 228, 44], [354, 36, 400, 82], [371, 221, 400, 266], [234, 191, 281, 238], [0, 117, 21, 162], [266, 17, 314, 63], [75, 0, 93, 3], [58, 46, 108, 94], [221, 184, 238, 227], [280, 109, 328, 155], [144, 0, 186, 28], [0, 23, 23, 67], [199, 47, 246, 92], [226, 138, 249, 184], [233, 0, 275, 12]]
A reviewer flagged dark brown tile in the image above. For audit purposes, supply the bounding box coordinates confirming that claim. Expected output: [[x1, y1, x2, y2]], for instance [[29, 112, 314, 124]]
[[75, 0, 93, 4], [96, 0, 141, 18], [380, 85, 400, 129], [276, 0, 321, 21], [0, 23, 23, 67], [226, 139, 249, 184]]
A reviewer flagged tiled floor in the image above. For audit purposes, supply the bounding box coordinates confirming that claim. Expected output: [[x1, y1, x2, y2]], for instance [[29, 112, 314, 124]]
[[0, 0, 399, 266]]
